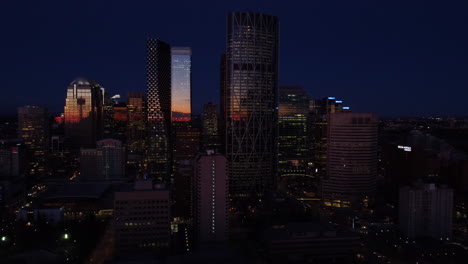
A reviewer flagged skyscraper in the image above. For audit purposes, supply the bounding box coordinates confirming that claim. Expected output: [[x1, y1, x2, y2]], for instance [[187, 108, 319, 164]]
[[278, 86, 310, 178], [322, 113, 378, 208], [171, 47, 192, 123], [193, 150, 229, 245], [18, 106, 49, 175], [64, 78, 104, 148], [202, 102, 220, 151], [311, 97, 346, 181], [146, 39, 171, 180], [127, 92, 146, 153], [223, 12, 279, 196]]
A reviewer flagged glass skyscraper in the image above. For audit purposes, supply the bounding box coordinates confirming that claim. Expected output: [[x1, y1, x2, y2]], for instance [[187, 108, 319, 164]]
[[202, 102, 220, 151], [311, 97, 345, 181], [127, 92, 146, 153], [223, 12, 279, 196], [146, 39, 171, 180], [18, 105, 49, 176], [278, 86, 310, 178], [64, 78, 104, 149], [171, 47, 192, 123]]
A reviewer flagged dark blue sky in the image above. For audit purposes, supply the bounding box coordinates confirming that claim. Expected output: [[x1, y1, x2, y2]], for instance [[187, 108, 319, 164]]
[[2, 0, 468, 117]]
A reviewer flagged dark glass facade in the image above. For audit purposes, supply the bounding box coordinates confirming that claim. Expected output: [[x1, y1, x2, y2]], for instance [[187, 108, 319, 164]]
[[127, 92, 146, 153], [223, 12, 279, 196], [18, 106, 49, 175], [172, 126, 200, 219], [64, 78, 104, 149], [311, 97, 345, 180], [202, 102, 220, 151], [146, 39, 171, 180], [278, 86, 310, 177], [171, 47, 192, 123]]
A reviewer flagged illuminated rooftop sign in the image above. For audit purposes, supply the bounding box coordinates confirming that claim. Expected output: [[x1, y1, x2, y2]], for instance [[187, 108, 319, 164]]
[[398, 145, 412, 152]]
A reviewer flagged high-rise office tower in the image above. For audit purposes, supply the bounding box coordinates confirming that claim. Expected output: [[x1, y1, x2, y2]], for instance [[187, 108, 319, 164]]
[[146, 39, 171, 180], [171, 47, 191, 123], [202, 102, 220, 151], [193, 150, 229, 245], [223, 12, 279, 196], [399, 183, 453, 239], [64, 78, 104, 148], [114, 180, 171, 255], [322, 113, 378, 208], [311, 97, 346, 180], [278, 86, 310, 178], [127, 92, 146, 153], [18, 106, 49, 175]]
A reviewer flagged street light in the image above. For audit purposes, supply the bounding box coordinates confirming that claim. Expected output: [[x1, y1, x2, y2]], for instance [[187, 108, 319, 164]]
[[1, 236, 6, 242], [63, 233, 69, 240]]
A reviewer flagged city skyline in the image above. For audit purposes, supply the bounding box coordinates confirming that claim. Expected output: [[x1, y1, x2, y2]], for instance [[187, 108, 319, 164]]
[[2, 0, 468, 117], [1, 6, 467, 263]]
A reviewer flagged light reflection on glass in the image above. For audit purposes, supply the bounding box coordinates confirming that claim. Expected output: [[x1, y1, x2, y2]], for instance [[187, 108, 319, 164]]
[[171, 47, 191, 122]]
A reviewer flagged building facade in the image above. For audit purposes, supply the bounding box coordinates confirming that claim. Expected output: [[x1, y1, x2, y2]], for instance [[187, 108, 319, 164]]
[[278, 86, 310, 178], [171, 47, 192, 123], [80, 139, 125, 181], [64, 78, 104, 149], [223, 12, 279, 196], [310, 97, 346, 180], [127, 92, 146, 154], [114, 180, 171, 254], [202, 102, 220, 151], [193, 150, 229, 245], [322, 113, 378, 208], [18, 106, 49, 176], [146, 39, 172, 180]]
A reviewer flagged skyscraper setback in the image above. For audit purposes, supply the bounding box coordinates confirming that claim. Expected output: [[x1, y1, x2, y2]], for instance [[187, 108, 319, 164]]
[[171, 47, 192, 123], [223, 12, 279, 196], [146, 39, 172, 180]]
